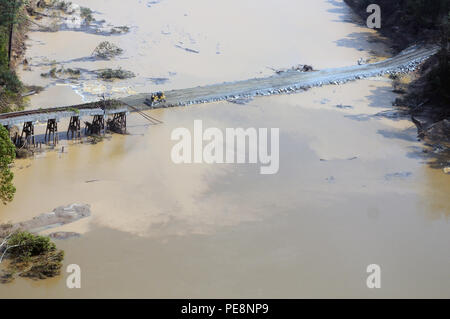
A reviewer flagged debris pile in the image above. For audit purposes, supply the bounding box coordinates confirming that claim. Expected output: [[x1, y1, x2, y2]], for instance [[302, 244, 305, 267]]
[[274, 64, 314, 74], [92, 41, 124, 59], [97, 68, 135, 80]]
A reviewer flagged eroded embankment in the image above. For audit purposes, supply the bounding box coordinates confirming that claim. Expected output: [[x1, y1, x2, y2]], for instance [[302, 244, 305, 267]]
[[121, 45, 439, 109]]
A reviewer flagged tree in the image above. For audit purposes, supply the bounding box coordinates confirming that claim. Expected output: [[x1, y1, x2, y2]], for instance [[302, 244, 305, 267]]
[[0, 230, 64, 283], [0, 0, 24, 28], [0, 0, 24, 68], [0, 124, 16, 204]]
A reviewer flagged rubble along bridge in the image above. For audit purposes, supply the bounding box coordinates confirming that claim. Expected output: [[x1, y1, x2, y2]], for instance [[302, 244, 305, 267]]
[[0, 45, 439, 145]]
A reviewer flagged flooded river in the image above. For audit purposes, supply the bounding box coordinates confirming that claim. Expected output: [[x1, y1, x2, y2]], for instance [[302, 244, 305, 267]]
[[1, 0, 449, 298]]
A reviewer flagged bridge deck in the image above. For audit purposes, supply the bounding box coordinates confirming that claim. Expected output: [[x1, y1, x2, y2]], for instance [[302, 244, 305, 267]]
[[0, 102, 128, 126]]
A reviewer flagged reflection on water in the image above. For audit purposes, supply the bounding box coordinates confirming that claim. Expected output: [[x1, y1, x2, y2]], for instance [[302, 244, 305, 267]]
[[1, 0, 449, 298]]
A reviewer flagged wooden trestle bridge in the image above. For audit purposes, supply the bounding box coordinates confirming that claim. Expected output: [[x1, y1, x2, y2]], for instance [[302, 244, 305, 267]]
[[0, 99, 131, 147]]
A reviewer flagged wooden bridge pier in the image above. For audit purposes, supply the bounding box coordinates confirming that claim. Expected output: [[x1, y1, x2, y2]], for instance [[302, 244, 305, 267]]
[[67, 116, 81, 140], [45, 118, 58, 145], [85, 114, 105, 136], [20, 121, 35, 147], [93, 115, 105, 134], [107, 112, 127, 134], [1, 101, 129, 145]]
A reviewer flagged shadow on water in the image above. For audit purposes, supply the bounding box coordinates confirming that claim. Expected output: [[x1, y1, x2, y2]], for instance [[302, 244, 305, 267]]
[[347, 72, 450, 181], [335, 32, 387, 51], [345, 85, 407, 122], [365, 85, 396, 108], [377, 127, 419, 142], [327, 0, 360, 23], [29, 56, 108, 68], [406, 142, 450, 219], [327, 0, 392, 52]]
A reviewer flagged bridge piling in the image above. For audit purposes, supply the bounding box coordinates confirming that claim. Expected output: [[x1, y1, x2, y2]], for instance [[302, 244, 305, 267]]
[[67, 116, 81, 140], [106, 112, 127, 134], [45, 119, 58, 145], [20, 121, 35, 147], [85, 114, 105, 136]]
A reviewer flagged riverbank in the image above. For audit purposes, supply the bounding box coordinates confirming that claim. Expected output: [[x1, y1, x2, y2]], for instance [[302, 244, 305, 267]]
[[344, 0, 443, 51], [0, 0, 42, 114], [344, 0, 450, 146]]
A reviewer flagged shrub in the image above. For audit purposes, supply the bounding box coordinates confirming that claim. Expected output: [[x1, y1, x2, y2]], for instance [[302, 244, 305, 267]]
[[0, 124, 16, 204], [98, 68, 135, 80], [80, 7, 94, 24], [41, 67, 81, 78], [7, 231, 56, 260], [92, 41, 123, 59], [1, 231, 65, 282], [0, 68, 22, 93]]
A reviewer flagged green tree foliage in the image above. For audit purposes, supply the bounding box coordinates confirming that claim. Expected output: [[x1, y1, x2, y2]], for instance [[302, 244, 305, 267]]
[[0, 0, 24, 28], [0, 125, 16, 204], [0, 0, 24, 67], [1, 231, 64, 283], [7, 231, 56, 260], [0, 31, 8, 68], [0, 67, 22, 93], [0, 0, 25, 113]]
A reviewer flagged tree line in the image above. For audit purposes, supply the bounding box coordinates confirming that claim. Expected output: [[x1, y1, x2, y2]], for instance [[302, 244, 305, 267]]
[[0, 0, 24, 204]]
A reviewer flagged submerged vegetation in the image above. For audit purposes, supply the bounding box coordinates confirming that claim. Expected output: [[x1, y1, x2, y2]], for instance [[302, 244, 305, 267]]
[[110, 25, 130, 34], [80, 6, 94, 24], [92, 41, 124, 59], [0, 228, 64, 283], [40, 66, 81, 79], [97, 67, 135, 80], [86, 134, 104, 144]]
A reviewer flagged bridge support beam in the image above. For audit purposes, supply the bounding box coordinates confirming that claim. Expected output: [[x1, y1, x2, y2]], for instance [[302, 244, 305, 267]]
[[107, 112, 127, 134], [20, 121, 35, 147], [85, 115, 105, 136], [67, 116, 81, 140], [45, 119, 58, 145]]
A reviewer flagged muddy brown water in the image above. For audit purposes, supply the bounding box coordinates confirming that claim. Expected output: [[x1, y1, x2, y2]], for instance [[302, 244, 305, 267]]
[[1, 0, 449, 298]]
